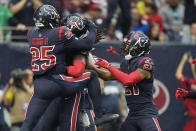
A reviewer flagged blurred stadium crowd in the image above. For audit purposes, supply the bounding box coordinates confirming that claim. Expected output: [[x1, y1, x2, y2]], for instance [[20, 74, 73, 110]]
[[0, 0, 196, 131], [0, 0, 196, 43]]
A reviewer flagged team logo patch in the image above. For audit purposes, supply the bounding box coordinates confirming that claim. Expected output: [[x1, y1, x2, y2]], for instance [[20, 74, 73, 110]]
[[153, 79, 170, 115]]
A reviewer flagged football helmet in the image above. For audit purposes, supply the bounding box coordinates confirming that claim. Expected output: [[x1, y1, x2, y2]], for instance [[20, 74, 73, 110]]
[[63, 14, 87, 37], [122, 32, 151, 60], [34, 5, 60, 28]]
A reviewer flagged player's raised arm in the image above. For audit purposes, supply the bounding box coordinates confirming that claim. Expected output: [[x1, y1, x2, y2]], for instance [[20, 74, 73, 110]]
[[175, 53, 188, 80], [187, 53, 196, 79]]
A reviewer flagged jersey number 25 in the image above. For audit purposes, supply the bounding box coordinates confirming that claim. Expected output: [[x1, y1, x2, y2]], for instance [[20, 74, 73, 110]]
[[30, 46, 56, 71]]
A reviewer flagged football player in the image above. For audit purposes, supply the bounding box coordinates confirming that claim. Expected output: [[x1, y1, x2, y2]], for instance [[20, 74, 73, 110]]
[[31, 14, 117, 131], [90, 32, 162, 131], [33, 70, 99, 131], [21, 5, 97, 131]]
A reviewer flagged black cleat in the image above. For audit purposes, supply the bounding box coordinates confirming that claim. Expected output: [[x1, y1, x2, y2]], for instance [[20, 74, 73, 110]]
[[95, 114, 119, 126]]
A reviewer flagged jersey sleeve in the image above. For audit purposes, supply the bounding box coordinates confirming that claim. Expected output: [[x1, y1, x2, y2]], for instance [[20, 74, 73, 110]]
[[137, 57, 154, 71], [58, 26, 95, 51], [187, 91, 196, 98], [178, 76, 189, 90], [58, 26, 74, 42]]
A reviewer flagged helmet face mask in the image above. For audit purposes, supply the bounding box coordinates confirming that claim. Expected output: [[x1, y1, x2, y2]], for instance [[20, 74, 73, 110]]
[[34, 5, 60, 28], [122, 32, 151, 60]]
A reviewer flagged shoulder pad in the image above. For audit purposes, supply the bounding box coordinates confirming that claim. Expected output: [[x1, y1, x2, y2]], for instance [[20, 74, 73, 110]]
[[137, 57, 154, 71], [59, 26, 74, 40]]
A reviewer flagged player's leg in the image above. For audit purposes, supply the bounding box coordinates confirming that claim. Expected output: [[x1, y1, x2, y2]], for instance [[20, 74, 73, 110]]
[[86, 70, 102, 117], [137, 117, 161, 131], [86, 69, 119, 125], [21, 94, 51, 131], [29, 71, 94, 131], [120, 117, 139, 131], [83, 109, 96, 131], [21, 77, 64, 131], [58, 92, 82, 131], [50, 70, 101, 114], [33, 97, 61, 131]]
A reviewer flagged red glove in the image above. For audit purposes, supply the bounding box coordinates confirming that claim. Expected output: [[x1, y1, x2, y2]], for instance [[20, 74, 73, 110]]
[[95, 58, 111, 69], [175, 88, 189, 98], [67, 60, 85, 78]]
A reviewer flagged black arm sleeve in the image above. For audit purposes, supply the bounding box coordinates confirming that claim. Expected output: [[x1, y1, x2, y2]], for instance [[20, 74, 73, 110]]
[[8, 17, 20, 26], [65, 27, 97, 51], [187, 91, 196, 99]]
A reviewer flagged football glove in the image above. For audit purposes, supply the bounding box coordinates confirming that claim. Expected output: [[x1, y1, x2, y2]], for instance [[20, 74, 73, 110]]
[[175, 88, 189, 98], [95, 58, 111, 69]]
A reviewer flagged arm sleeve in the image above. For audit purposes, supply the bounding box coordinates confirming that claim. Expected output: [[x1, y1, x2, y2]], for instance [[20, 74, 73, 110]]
[[59, 26, 96, 51], [178, 76, 189, 90], [187, 91, 196, 99], [67, 60, 85, 78], [108, 66, 143, 86]]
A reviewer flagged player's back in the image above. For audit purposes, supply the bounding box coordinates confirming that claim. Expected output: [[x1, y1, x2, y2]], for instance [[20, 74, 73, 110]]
[[121, 55, 158, 118], [28, 26, 73, 76]]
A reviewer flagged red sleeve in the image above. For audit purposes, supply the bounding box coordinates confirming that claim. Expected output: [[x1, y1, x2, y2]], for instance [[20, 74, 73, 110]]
[[108, 66, 143, 86], [188, 78, 196, 91], [67, 60, 85, 78], [179, 76, 189, 90], [192, 58, 196, 64]]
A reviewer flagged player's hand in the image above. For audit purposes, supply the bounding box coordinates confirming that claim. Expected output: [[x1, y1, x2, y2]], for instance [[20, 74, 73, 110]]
[[95, 28, 105, 44], [16, 24, 26, 31], [83, 18, 97, 29], [175, 88, 189, 98], [95, 58, 111, 69]]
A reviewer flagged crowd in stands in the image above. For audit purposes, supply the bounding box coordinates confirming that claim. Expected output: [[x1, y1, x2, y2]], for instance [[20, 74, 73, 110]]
[[0, 0, 196, 43]]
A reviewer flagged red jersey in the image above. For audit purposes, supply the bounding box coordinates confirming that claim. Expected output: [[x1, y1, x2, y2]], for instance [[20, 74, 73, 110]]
[[179, 76, 196, 117], [145, 13, 164, 32]]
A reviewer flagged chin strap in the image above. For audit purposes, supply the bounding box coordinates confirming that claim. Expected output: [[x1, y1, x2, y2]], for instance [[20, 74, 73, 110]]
[[125, 52, 133, 60]]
